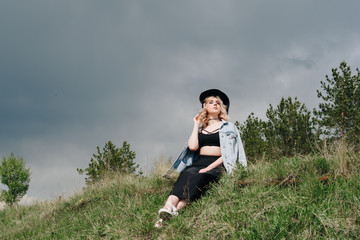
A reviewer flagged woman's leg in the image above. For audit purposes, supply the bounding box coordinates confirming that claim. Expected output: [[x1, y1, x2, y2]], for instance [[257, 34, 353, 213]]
[[158, 195, 180, 221], [176, 199, 188, 210], [162, 195, 180, 210], [155, 195, 181, 227], [162, 196, 187, 211]]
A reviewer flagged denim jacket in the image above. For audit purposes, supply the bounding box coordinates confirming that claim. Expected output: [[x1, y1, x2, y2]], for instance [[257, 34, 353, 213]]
[[164, 120, 247, 177]]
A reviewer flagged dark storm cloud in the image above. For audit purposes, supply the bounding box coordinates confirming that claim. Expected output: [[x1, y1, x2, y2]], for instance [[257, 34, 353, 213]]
[[1, 0, 360, 201]]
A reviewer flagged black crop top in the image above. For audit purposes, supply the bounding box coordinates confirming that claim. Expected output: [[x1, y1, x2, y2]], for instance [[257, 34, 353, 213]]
[[198, 130, 220, 148]]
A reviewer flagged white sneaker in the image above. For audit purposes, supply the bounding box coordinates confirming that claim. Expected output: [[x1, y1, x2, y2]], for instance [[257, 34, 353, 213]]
[[158, 203, 178, 221], [154, 218, 163, 228]]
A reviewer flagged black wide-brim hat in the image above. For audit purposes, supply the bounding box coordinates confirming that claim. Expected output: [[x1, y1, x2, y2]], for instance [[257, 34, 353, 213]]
[[199, 89, 230, 112]]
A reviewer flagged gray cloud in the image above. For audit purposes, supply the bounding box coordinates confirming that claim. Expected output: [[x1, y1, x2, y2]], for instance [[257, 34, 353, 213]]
[[1, 0, 360, 200]]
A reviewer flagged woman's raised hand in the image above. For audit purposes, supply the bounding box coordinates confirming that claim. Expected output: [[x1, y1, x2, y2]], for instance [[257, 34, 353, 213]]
[[188, 113, 201, 151], [193, 114, 200, 126]]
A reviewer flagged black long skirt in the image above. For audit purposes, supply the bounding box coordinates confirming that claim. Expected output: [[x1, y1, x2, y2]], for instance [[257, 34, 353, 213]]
[[170, 155, 224, 202]]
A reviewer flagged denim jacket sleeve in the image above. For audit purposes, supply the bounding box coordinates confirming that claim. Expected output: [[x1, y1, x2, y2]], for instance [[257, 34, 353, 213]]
[[219, 121, 247, 174], [163, 143, 199, 178], [235, 125, 247, 169]]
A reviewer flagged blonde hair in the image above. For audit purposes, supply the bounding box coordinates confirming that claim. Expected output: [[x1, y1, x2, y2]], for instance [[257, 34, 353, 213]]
[[199, 96, 229, 128]]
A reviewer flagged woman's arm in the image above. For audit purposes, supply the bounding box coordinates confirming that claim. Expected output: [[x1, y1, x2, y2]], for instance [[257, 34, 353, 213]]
[[188, 114, 200, 151], [199, 157, 223, 173]]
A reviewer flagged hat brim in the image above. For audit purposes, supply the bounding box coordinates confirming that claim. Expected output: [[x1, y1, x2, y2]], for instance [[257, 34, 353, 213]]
[[199, 89, 230, 112]]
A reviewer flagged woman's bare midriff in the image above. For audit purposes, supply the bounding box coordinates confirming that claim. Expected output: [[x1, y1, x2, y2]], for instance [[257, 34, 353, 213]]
[[199, 146, 221, 156]]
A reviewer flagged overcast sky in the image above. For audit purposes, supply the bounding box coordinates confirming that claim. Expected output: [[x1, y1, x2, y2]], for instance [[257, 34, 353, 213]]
[[1, 1, 360, 201]]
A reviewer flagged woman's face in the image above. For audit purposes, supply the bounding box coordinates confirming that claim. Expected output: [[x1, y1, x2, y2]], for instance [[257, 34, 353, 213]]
[[205, 96, 221, 115]]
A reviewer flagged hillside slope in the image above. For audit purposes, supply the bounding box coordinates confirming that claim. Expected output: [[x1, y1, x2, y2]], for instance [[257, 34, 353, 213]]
[[1, 147, 359, 239]]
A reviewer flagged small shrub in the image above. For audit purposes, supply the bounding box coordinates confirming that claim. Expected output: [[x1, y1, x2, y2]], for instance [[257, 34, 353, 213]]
[[0, 153, 30, 206], [77, 140, 138, 184]]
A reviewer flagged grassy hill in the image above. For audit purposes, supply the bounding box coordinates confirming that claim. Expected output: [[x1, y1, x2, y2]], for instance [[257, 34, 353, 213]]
[[1, 143, 359, 239]]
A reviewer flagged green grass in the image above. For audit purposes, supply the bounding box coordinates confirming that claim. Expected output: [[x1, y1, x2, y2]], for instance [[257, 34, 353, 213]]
[[1, 145, 359, 239]]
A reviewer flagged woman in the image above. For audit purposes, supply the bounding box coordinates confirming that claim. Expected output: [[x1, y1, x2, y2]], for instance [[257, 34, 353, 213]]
[[155, 89, 247, 227]]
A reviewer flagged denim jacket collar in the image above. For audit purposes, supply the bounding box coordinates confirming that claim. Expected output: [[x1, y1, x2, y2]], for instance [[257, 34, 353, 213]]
[[220, 119, 228, 126]]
